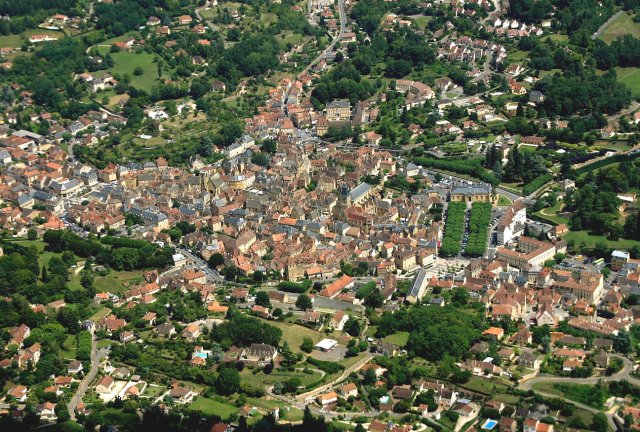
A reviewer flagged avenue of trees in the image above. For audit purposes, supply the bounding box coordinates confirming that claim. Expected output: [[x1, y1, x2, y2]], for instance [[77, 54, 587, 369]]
[[465, 202, 492, 257], [440, 202, 466, 257]]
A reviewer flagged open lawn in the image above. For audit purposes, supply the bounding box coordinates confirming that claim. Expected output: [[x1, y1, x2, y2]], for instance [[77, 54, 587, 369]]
[[383, 331, 409, 347], [497, 195, 513, 206], [564, 230, 640, 250], [460, 376, 510, 395], [507, 50, 529, 63], [189, 397, 238, 420], [531, 382, 604, 409], [94, 270, 145, 294], [96, 48, 165, 92], [614, 66, 640, 97], [259, 319, 323, 353], [60, 335, 77, 360], [411, 15, 432, 29], [533, 201, 569, 225], [240, 367, 323, 389], [0, 34, 23, 48], [598, 12, 640, 44], [90, 306, 112, 322]]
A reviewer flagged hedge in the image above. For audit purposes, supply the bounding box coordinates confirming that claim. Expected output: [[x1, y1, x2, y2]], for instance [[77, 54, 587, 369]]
[[413, 156, 499, 186], [523, 174, 553, 195], [306, 357, 345, 374], [440, 202, 466, 257]]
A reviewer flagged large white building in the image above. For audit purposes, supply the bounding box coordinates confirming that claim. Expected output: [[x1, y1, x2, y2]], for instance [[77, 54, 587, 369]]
[[497, 199, 526, 245]]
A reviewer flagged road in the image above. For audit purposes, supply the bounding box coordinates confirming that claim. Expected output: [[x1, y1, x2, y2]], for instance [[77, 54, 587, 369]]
[[175, 247, 238, 285], [284, 0, 346, 105], [194, 4, 220, 33], [520, 355, 639, 432], [68, 334, 109, 420]]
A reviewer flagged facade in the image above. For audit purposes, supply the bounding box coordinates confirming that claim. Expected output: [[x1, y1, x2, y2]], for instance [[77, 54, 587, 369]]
[[325, 100, 351, 124]]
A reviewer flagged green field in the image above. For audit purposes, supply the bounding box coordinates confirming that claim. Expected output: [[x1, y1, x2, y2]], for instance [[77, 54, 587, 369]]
[[240, 368, 323, 389], [60, 335, 77, 360], [97, 48, 165, 92], [598, 12, 640, 44], [460, 376, 510, 395], [383, 331, 409, 347], [614, 66, 640, 97], [564, 230, 640, 250], [259, 319, 323, 353], [531, 382, 605, 409], [507, 50, 529, 63], [0, 34, 23, 48], [497, 195, 513, 206], [533, 201, 570, 225], [189, 397, 238, 419], [411, 16, 432, 29], [93, 270, 145, 294]]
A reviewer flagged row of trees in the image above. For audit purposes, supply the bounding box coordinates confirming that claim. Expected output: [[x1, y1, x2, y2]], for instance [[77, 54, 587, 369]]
[[440, 202, 466, 257], [465, 202, 491, 257]]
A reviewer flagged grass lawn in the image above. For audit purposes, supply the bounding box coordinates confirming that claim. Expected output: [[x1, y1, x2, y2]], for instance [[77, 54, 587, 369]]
[[564, 230, 640, 250], [614, 66, 640, 97], [90, 306, 112, 322], [97, 48, 164, 93], [499, 182, 524, 193], [411, 15, 432, 29], [507, 49, 529, 63], [94, 270, 145, 294], [383, 331, 410, 347], [531, 382, 604, 409], [0, 34, 23, 48], [189, 397, 238, 420], [492, 393, 520, 404], [460, 376, 510, 395], [259, 319, 323, 353], [533, 201, 569, 225], [60, 335, 77, 360], [497, 195, 513, 206], [598, 12, 640, 44], [241, 368, 323, 389]]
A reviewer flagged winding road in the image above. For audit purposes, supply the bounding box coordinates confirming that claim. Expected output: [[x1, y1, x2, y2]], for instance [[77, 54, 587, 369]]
[[68, 334, 109, 420], [520, 355, 639, 432]]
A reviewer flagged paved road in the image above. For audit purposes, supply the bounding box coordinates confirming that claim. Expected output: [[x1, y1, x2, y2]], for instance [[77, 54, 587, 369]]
[[296, 353, 373, 403], [68, 334, 109, 420], [195, 4, 220, 33], [521, 355, 639, 432]]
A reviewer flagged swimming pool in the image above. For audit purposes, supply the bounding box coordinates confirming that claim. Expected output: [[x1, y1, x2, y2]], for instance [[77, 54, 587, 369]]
[[481, 419, 498, 430], [194, 352, 208, 358]]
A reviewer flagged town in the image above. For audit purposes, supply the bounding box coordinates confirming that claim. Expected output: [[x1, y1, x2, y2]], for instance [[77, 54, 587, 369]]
[[0, 0, 639, 432]]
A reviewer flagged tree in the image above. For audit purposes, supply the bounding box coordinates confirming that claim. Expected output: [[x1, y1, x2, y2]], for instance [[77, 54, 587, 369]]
[[215, 367, 240, 395], [27, 229, 38, 240], [295, 294, 312, 310], [255, 291, 271, 308], [301, 337, 314, 353], [208, 253, 225, 268], [343, 317, 361, 336]]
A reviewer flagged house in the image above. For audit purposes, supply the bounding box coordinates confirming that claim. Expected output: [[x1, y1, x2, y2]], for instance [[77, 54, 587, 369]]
[[169, 383, 197, 404], [319, 275, 354, 298], [340, 382, 358, 399], [154, 322, 176, 337], [178, 15, 193, 25], [482, 326, 505, 340], [519, 349, 543, 370], [499, 417, 517, 432], [392, 384, 413, 400], [36, 402, 57, 423], [329, 310, 349, 331], [318, 391, 338, 406], [8, 324, 30, 348], [243, 343, 278, 365], [120, 331, 135, 343], [96, 376, 114, 394], [7, 385, 28, 402], [68, 360, 83, 374], [182, 323, 202, 340]]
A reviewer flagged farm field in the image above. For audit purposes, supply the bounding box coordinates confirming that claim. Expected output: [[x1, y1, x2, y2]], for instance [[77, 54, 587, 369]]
[[615, 66, 640, 97]]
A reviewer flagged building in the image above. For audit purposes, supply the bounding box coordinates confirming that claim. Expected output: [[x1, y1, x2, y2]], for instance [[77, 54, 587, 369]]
[[326, 100, 351, 124], [496, 237, 557, 269], [243, 343, 278, 365], [450, 185, 493, 203], [406, 267, 429, 303], [612, 250, 630, 271], [497, 199, 526, 245]]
